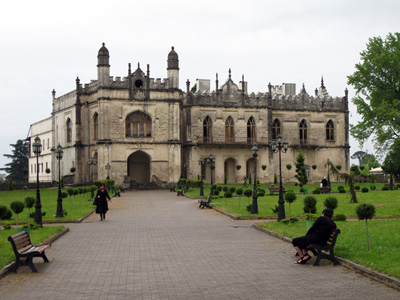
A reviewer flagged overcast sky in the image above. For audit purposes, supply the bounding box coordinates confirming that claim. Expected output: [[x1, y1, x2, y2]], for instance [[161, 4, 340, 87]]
[[1, 0, 399, 171]]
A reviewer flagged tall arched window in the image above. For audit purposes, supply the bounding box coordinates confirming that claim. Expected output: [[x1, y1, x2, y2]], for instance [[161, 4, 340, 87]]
[[93, 113, 99, 141], [247, 117, 256, 144], [272, 118, 280, 140], [126, 112, 152, 137], [203, 116, 212, 143], [299, 119, 307, 144], [225, 116, 235, 143], [66, 118, 72, 143], [326, 120, 334, 141]]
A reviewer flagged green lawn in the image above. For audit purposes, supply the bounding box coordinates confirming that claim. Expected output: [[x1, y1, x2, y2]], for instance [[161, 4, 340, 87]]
[[258, 219, 400, 279], [0, 188, 96, 224], [0, 226, 64, 269], [185, 183, 400, 218]]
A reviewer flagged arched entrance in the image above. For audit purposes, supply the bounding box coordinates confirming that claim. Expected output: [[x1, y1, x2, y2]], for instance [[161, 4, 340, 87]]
[[128, 151, 150, 183], [224, 158, 236, 183]]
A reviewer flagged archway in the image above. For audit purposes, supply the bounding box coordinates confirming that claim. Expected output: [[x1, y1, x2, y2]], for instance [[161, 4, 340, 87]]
[[224, 158, 236, 183], [127, 151, 151, 183]]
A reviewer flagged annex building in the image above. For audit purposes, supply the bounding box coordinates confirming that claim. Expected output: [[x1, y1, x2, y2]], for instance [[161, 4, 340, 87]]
[[28, 44, 350, 188]]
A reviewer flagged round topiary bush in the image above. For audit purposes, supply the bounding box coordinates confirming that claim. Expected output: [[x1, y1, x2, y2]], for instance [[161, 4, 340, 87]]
[[213, 190, 220, 196], [333, 214, 347, 221], [280, 216, 299, 224], [0, 205, 7, 220], [244, 189, 252, 198], [229, 187, 236, 194], [224, 191, 232, 198], [223, 186, 229, 192], [362, 187, 369, 193], [312, 189, 321, 194], [355, 185, 360, 190], [236, 188, 243, 196], [257, 189, 266, 197], [338, 186, 345, 192], [339, 187, 346, 193], [303, 195, 317, 216], [382, 185, 389, 191], [324, 197, 338, 210]]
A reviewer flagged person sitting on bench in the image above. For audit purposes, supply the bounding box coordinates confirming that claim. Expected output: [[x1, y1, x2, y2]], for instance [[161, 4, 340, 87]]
[[292, 208, 336, 264]]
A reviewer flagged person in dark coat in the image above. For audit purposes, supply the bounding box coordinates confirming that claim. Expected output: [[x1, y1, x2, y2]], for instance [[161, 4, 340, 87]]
[[94, 183, 111, 221], [292, 208, 336, 264], [321, 176, 328, 187]]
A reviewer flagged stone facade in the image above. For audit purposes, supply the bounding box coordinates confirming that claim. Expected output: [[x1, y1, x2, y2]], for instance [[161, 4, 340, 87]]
[[29, 44, 349, 188]]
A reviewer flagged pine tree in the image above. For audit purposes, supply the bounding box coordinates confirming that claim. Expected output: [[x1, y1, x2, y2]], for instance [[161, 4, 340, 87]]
[[0, 139, 29, 183], [294, 151, 308, 189]]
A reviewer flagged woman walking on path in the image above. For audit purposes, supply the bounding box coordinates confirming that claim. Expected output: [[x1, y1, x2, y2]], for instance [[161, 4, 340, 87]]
[[94, 183, 111, 221]]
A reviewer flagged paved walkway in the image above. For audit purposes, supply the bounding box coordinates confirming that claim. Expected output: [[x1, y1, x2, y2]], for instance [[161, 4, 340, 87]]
[[0, 190, 399, 300]]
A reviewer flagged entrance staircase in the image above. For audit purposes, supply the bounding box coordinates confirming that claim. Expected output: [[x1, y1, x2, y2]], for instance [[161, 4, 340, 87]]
[[129, 181, 163, 190]]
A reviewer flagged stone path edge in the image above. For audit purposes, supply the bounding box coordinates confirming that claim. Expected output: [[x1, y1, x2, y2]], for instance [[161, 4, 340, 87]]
[[252, 224, 400, 292], [0, 227, 70, 280]]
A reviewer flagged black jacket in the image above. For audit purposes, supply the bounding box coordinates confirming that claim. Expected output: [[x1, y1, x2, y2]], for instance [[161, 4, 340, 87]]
[[306, 216, 336, 245]]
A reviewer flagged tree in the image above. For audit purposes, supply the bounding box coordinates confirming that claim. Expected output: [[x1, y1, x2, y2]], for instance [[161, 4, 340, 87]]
[[363, 154, 380, 170], [348, 32, 400, 151], [25, 197, 36, 228], [303, 195, 317, 220], [10, 201, 25, 229], [356, 204, 376, 251], [294, 151, 308, 189], [0, 139, 29, 183], [351, 151, 369, 166], [328, 161, 358, 203], [284, 190, 297, 223]]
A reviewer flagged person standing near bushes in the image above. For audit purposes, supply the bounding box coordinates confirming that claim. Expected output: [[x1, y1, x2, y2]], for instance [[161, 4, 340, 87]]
[[94, 183, 111, 221]]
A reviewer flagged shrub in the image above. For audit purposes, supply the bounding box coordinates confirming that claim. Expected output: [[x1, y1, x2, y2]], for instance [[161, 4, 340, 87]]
[[284, 190, 297, 204], [1, 208, 12, 220], [338, 186, 345, 191], [236, 188, 243, 196], [213, 190, 220, 196], [324, 197, 338, 210], [356, 203, 376, 251], [312, 189, 321, 194], [303, 195, 317, 218], [10, 201, 25, 227], [45, 168, 51, 174], [70, 167, 76, 173], [22, 222, 39, 229], [362, 187, 369, 193], [355, 185, 360, 190], [224, 191, 233, 198], [222, 186, 229, 192], [246, 204, 252, 213], [271, 205, 279, 213], [261, 165, 267, 170], [214, 185, 220, 191], [3, 222, 12, 230], [257, 189, 265, 197], [382, 185, 389, 191], [0, 205, 7, 220], [244, 189, 252, 198], [333, 214, 347, 221], [281, 216, 299, 224], [229, 187, 236, 194]]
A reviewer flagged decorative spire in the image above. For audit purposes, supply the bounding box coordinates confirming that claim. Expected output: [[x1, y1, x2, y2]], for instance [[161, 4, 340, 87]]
[[321, 76, 325, 88], [128, 63, 131, 75], [228, 68, 231, 80]]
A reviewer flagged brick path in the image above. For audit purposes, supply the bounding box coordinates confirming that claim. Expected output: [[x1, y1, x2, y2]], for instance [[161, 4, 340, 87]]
[[0, 190, 399, 299]]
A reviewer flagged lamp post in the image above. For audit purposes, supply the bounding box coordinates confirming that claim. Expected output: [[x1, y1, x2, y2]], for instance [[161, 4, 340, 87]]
[[327, 159, 331, 187], [55, 144, 64, 217], [270, 135, 289, 221], [88, 157, 97, 183], [198, 158, 204, 196], [105, 163, 111, 179], [251, 144, 259, 214], [207, 154, 216, 195], [32, 136, 43, 226]]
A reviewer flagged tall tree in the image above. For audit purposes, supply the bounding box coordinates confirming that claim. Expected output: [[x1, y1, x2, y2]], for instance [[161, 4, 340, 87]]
[[351, 151, 369, 166], [0, 139, 29, 183], [294, 151, 308, 189], [348, 32, 400, 151], [363, 154, 380, 170]]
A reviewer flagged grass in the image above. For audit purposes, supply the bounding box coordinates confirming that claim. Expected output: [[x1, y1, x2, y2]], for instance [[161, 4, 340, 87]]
[[0, 226, 64, 269], [0, 188, 96, 224], [258, 219, 400, 279], [185, 183, 400, 218]]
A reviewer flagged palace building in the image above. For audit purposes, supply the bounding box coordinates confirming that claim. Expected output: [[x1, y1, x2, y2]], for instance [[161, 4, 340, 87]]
[[28, 44, 350, 188]]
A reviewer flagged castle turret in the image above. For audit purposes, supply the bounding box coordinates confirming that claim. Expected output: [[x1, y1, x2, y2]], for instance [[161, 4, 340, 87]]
[[167, 46, 179, 89], [97, 43, 110, 87]]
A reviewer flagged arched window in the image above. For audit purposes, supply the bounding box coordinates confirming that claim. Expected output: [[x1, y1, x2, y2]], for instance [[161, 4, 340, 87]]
[[93, 113, 99, 141], [225, 116, 235, 143], [272, 118, 280, 140], [125, 112, 152, 138], [247, 117, 256, 144], [299, 119, 307, 144], [66, 118, 72, 143], [326, 120, 334, 141], [203, 116, 212, 143]]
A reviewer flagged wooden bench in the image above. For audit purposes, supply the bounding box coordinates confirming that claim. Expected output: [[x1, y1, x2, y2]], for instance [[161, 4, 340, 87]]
[[8, 230, 51, 273], [198, 195, 212, 209], [269, 187, 286, 195], [318, 186, 331, 194], [308, 229, 341, 266]]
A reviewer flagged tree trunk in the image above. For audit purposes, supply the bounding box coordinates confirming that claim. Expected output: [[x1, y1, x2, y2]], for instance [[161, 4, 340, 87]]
[[366, 219, 370, 251]]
